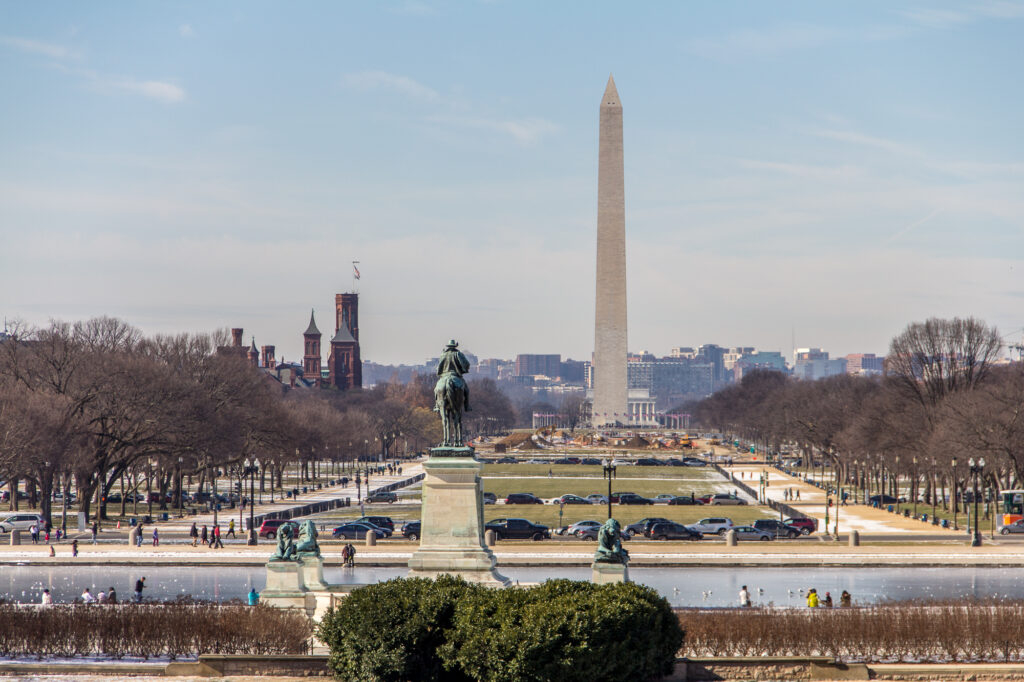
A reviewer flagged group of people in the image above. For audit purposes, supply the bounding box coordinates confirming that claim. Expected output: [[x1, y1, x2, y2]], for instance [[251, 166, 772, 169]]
[[42, 577, 147, 605], [188, 521, 234, 548], [341, 543, 357, 567], [737, 585, 853, 608], [782, 488, 801, 501], [806, 588, 852, 608]]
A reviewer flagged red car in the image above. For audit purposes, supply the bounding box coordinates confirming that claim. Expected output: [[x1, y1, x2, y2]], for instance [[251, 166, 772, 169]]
[[783, 517, 817, 535], [258, 519, 299, 539]]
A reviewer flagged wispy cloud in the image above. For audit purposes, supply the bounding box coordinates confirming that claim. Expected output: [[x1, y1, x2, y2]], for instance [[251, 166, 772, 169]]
[[0, 35, 77, 59], [810, 129, 920, 157], [685, 23, 842, 60], [429, 115, 559, 144], [899, 8, 970, 28], [388, 0, 436, 16], [900, 2, 1024, 27], [341, 70, 438, 100], [56, 64, 186, 103], [179, 24, 196, 39]]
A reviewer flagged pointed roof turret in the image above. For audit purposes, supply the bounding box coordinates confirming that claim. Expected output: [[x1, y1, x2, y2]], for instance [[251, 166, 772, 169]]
[[601, 74, 620, 107], [248, 337, 258, 354], [304, 309, 320, 336], [331, 323, 356, 344]]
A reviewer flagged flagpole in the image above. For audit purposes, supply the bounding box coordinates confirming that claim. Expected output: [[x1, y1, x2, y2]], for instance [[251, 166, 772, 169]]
[[352, 260, 360, 293]]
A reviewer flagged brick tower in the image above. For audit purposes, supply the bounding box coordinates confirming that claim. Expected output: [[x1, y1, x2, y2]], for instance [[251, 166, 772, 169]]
[[303, 309, 322, 386], [328, 293, 362, 390], [247, 338, 260, 368]]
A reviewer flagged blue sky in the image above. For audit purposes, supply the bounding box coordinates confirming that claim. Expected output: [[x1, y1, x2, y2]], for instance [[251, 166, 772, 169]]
[[2, 2, 1022, 365]]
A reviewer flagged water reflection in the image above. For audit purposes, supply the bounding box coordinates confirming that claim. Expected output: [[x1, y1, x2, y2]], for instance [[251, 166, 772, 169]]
[[3, 565, 1023, 608]]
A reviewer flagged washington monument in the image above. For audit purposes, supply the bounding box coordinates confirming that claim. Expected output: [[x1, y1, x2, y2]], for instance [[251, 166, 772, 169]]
[[592, 75, 628, 427]]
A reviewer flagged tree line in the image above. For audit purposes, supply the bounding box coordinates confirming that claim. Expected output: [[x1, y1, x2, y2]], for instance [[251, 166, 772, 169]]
[[0, 317, 517, 525], [691, 317, 1022, 512]]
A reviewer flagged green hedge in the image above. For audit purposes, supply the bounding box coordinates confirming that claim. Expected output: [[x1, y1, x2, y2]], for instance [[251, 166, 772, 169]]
[[317, 577, 682, 682]]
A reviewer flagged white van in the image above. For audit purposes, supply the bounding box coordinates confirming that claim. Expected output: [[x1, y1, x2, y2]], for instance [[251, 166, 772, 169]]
[[0, 513, 46, 533]]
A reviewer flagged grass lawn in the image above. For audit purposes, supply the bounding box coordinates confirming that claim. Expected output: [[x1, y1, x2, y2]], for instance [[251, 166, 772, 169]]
[[482, 464, 718, 480]]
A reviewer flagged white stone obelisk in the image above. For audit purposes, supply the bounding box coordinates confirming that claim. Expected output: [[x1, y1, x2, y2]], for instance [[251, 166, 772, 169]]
[[592, 75, 628, 427]]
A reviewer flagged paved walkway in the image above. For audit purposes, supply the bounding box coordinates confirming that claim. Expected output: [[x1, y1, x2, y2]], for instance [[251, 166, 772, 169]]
[[725, 461, 965, 536]]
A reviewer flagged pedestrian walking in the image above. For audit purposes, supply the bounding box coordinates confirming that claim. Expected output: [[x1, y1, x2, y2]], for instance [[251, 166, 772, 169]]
[[91, 521, 98, 544], [40, 589, 53, 606], [152, 528, 159, 546], [840, 590, 852, 607], [823, 591, 834, 608], [806, 588, 819, 608], [796, 489, 801, 501], [347, 543, 356, 567], [97, 589, 107, 603], [248, 588, 260, 606], [201, 524, 209, 546], [135, 524, 144, 547], [134, 577, 146, 603], [71, 539, 79, 557], [108, 587, 117, 604], [212, 524, 223, 549], [44, 529, 50, 543], [81, 588, 96, 604], [30, 523, 39, 544], [341, 544, 351, 567], [739, 585, 752, 607], [227, 519, 236, 538], [49, 545, 55, 557], [190, 522, 198, 547]]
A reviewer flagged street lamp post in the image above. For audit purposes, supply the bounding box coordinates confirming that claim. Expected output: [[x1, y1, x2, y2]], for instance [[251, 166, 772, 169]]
[[602, 459, 616, 520], [147, 459, 156, 519], [894, 456, 900, 515], [912, 457, 918, 518], [952, 457, 959, 531], [178, 457, 184, 518], [244, 457, 259, 545], [969, 457, 985, 547], [931, 457, 937, 523]]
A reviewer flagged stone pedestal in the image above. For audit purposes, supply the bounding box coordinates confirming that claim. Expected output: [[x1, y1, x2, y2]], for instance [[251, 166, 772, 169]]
[[408, 447, 509, 587], [591, 561, 629, 584], [298, 555, 328, 591], [261, 561, 310, 611]]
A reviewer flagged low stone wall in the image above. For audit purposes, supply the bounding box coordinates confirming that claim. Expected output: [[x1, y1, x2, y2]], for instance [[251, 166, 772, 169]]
[[681, 656, 868, 681], [166, 654, 329, 677]]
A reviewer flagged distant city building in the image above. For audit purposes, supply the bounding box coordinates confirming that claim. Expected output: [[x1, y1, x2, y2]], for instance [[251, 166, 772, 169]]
[[559, 359, 586, 384], [697, 344, 727, 387], [515, 354, 561, 378], [627, 357, 714, 408], [669, 347, 696, 359], [845, 353, 884, 376], [723, 347, 755, 371], [733, 351, 788, 381], [327, 293, 362, 391], [793, 348, 846, 380]]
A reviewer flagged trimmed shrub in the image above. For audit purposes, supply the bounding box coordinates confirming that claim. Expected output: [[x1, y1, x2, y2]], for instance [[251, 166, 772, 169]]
[[318, 577, 683, 682], [442, 580, 682, 682], [317, 575, 477, 682]]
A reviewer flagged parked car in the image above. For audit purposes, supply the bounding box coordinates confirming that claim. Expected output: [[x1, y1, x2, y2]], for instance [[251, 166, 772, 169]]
[[0, 513, 46, 533], [401, 521, 421, 540], [586, 494, 609, 505], [709, 494, 747, 506], [581, 458, 603, 466], [366, 491, 398, 504], [868, 494, 901, 505], [1001, 520, 1024, 535], [565, 520, 603, 537], [646, 522, 703, 541], [617, 493, 654, 505], [667, 495, 703, 506], [485, 518, 550, 541], [354, 516, 394, 532], [577, 525, 632, 541], [731, 525, 774, 541], [625, 517, 672, 537], [483, 492, 497, 505], [257, 519, 299, 539], [688, 517, 735, 535], [332, 522, 389, 540], [635, 458, 662, 466], [505, 493, 544, 505], [651, 494, 676, 504], [783, 517, 817, 535], [752, 519, 801, 539], [553, 494, 592, 505], [495, 457, 517, 464], [682, 457, 707, 467]]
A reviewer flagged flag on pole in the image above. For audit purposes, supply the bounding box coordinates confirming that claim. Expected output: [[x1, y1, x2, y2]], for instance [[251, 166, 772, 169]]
[[353, 263, 361, 280]]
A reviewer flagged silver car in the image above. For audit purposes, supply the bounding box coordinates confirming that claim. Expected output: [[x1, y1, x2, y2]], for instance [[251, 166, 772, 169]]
[[0, 513, 46, 533], [687, 517, 735, 535], [1001, 520, 1024, 535], [731, 525, 774, 541], [566, 520, 603, 537], [586, 494, 608, 505]]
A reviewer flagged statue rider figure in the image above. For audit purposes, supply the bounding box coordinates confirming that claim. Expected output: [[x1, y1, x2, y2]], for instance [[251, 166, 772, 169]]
[[436, 340, 471, 413]]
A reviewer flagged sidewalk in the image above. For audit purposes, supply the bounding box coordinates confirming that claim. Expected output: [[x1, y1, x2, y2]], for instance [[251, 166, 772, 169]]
[[727, 462, 963, 536]]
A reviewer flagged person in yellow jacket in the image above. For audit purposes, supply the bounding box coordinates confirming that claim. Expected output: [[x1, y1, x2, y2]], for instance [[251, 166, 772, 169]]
[[806, 588, 819, 608]]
